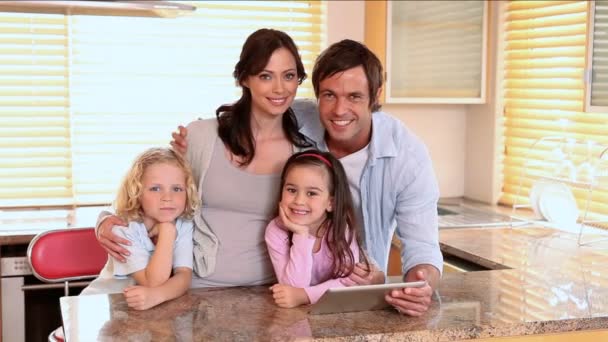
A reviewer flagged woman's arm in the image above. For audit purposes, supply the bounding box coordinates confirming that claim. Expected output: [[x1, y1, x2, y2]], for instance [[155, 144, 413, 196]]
[[265, 219, 315, 287], [131, 222, 176, 287], [123, 267, 192, 310]]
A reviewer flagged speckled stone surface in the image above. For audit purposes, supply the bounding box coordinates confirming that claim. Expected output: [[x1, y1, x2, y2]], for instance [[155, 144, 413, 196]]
[[61, 264, 608, 341], [440, 226, 608, 272]]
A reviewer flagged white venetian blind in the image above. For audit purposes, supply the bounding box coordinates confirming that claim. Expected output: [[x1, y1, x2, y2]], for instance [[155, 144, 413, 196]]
[[501, 1, 608, 227], [589, 0, 608, 107], [0, 1, 325, 208], [0, 13, 70, 207]]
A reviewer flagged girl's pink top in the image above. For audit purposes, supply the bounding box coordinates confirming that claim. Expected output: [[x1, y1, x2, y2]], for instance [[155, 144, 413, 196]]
[[264, 218, 360, 304]]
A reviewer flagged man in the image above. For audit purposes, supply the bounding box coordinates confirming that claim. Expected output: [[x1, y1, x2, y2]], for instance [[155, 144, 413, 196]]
[[291, 40, 442, 316]]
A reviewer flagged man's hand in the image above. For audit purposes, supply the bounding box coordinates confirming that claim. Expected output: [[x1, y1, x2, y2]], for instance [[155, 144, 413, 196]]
[[170, 125, 188, 155], [341, 262, 385, 286], [278, 204, 309, 236], [269, 284, 310, 308], [386, 266, 439, 316], [124, 285, 163, 311], [98, 215, 130, 263]]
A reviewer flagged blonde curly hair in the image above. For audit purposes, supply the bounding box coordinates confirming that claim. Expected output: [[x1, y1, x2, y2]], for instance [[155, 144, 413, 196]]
[[114, 147, 199, 222]]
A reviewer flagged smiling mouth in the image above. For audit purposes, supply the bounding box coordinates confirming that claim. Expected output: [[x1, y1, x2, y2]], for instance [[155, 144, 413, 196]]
[[331, 119, 352, 127], [268, 97, 288, 106], [290, 208, 309, 215]]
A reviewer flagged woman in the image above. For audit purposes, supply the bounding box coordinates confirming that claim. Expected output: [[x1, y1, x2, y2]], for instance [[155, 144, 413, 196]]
[[97, 28, 313, 286]]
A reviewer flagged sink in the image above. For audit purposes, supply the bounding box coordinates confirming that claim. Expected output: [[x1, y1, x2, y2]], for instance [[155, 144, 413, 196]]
[[437, 205, 524, 228]]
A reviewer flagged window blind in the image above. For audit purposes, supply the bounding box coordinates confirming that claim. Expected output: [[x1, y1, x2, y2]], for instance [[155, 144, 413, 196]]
[[0, 1, 325, 208], [0, 13, 70, 207], [501, 1, 608, 226], [589, 0, 608, 107]]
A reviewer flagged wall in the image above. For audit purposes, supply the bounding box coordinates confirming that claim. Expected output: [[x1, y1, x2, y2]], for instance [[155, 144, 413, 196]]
[[327, 1, 468, 199], [464, 1, 503, 204]]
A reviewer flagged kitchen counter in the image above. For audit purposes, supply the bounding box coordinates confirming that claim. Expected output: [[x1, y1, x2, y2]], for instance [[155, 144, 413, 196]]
[[439, 226, 608, 271], [60, 265, 608, 341], [7, 200, 608, 340]]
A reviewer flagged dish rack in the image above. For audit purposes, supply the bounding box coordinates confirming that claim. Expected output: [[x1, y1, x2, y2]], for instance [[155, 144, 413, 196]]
[[509, 136, 608, 246]]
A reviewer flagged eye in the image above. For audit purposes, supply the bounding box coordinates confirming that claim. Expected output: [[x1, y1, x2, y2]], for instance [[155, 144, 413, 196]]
[[350, 94, 363, 102], [307, 191, 318, 197], [284, 72, 296, 81], [322, 92, 335, 100], [173, 186, 184, 192], [259, 73, 271, 81], [149, 186, 160, 192], [285, 187, 296, 194]]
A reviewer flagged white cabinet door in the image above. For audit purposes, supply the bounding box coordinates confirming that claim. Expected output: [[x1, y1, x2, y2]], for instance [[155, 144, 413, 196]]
[[386, 1, 488, 104]]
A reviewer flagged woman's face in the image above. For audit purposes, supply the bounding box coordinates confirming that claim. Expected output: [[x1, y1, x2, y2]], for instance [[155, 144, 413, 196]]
[[243, 47, 299, 119]]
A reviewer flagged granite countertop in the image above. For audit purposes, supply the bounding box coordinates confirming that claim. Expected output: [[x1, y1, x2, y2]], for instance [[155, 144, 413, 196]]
[[439, 226, 608, 271], [61, 264, 608, 341], [60, 224, 608, 341]]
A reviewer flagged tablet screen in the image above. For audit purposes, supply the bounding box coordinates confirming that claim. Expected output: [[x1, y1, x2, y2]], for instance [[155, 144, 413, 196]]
[[309, 281, 426, 315]]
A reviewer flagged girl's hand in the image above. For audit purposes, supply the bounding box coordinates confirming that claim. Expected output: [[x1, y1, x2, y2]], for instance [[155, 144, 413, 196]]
[[148, 222, 177, 240], [341, 262, 385, 286], [123, 285, 162, 310], [269, 284, 309, 308], [278, 204, 309, 236]]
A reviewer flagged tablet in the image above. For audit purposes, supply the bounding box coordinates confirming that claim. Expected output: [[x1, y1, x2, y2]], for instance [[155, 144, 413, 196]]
[[309, 281, 426, 315]]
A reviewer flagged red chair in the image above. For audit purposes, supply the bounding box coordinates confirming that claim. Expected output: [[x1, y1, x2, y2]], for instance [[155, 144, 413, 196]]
[[28, 227, 108, 342]]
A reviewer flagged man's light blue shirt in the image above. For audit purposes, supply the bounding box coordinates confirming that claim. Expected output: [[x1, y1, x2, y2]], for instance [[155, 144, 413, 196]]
[[293, 100, 443, 277]]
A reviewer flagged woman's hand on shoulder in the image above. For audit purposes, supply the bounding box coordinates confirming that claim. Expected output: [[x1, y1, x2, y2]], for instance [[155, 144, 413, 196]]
[[97, 215, 131, 263], [278, 204, 309, 236], [170, 125, 188, 155]]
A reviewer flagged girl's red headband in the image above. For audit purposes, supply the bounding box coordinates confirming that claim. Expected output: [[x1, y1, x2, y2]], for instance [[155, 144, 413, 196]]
[[296, 153, 332, 168]]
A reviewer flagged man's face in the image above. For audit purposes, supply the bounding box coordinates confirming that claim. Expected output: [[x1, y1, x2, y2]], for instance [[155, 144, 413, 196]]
[[317, 66, 374, 157]]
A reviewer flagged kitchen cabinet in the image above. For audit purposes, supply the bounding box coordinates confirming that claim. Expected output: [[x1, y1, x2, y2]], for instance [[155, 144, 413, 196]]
[[365, 1, 489, 104]]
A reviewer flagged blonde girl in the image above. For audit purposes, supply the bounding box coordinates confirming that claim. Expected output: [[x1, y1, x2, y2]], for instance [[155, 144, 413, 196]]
[[82, 147, 199, 310]]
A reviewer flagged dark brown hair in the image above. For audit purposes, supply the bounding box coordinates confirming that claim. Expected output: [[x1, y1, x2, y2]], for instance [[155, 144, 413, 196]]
[[216, 28, 312, 165], [279, 150, 369, 278], [312, 39, 384, 112]]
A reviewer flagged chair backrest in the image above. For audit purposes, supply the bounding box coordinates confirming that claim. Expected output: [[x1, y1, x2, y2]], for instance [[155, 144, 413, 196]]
[[27, 227, 107, 283]]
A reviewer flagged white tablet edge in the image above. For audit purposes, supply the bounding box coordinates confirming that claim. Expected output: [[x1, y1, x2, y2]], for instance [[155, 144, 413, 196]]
[[326, 280, 427, 293]]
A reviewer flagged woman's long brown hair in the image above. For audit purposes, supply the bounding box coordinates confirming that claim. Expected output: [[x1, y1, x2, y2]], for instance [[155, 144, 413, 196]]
[[278, 150, 369, 278]]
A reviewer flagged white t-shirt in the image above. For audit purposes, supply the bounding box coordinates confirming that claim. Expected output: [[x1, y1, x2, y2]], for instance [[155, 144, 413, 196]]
[[81, 218, 194, 295], [339, 144, 370, 245]]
